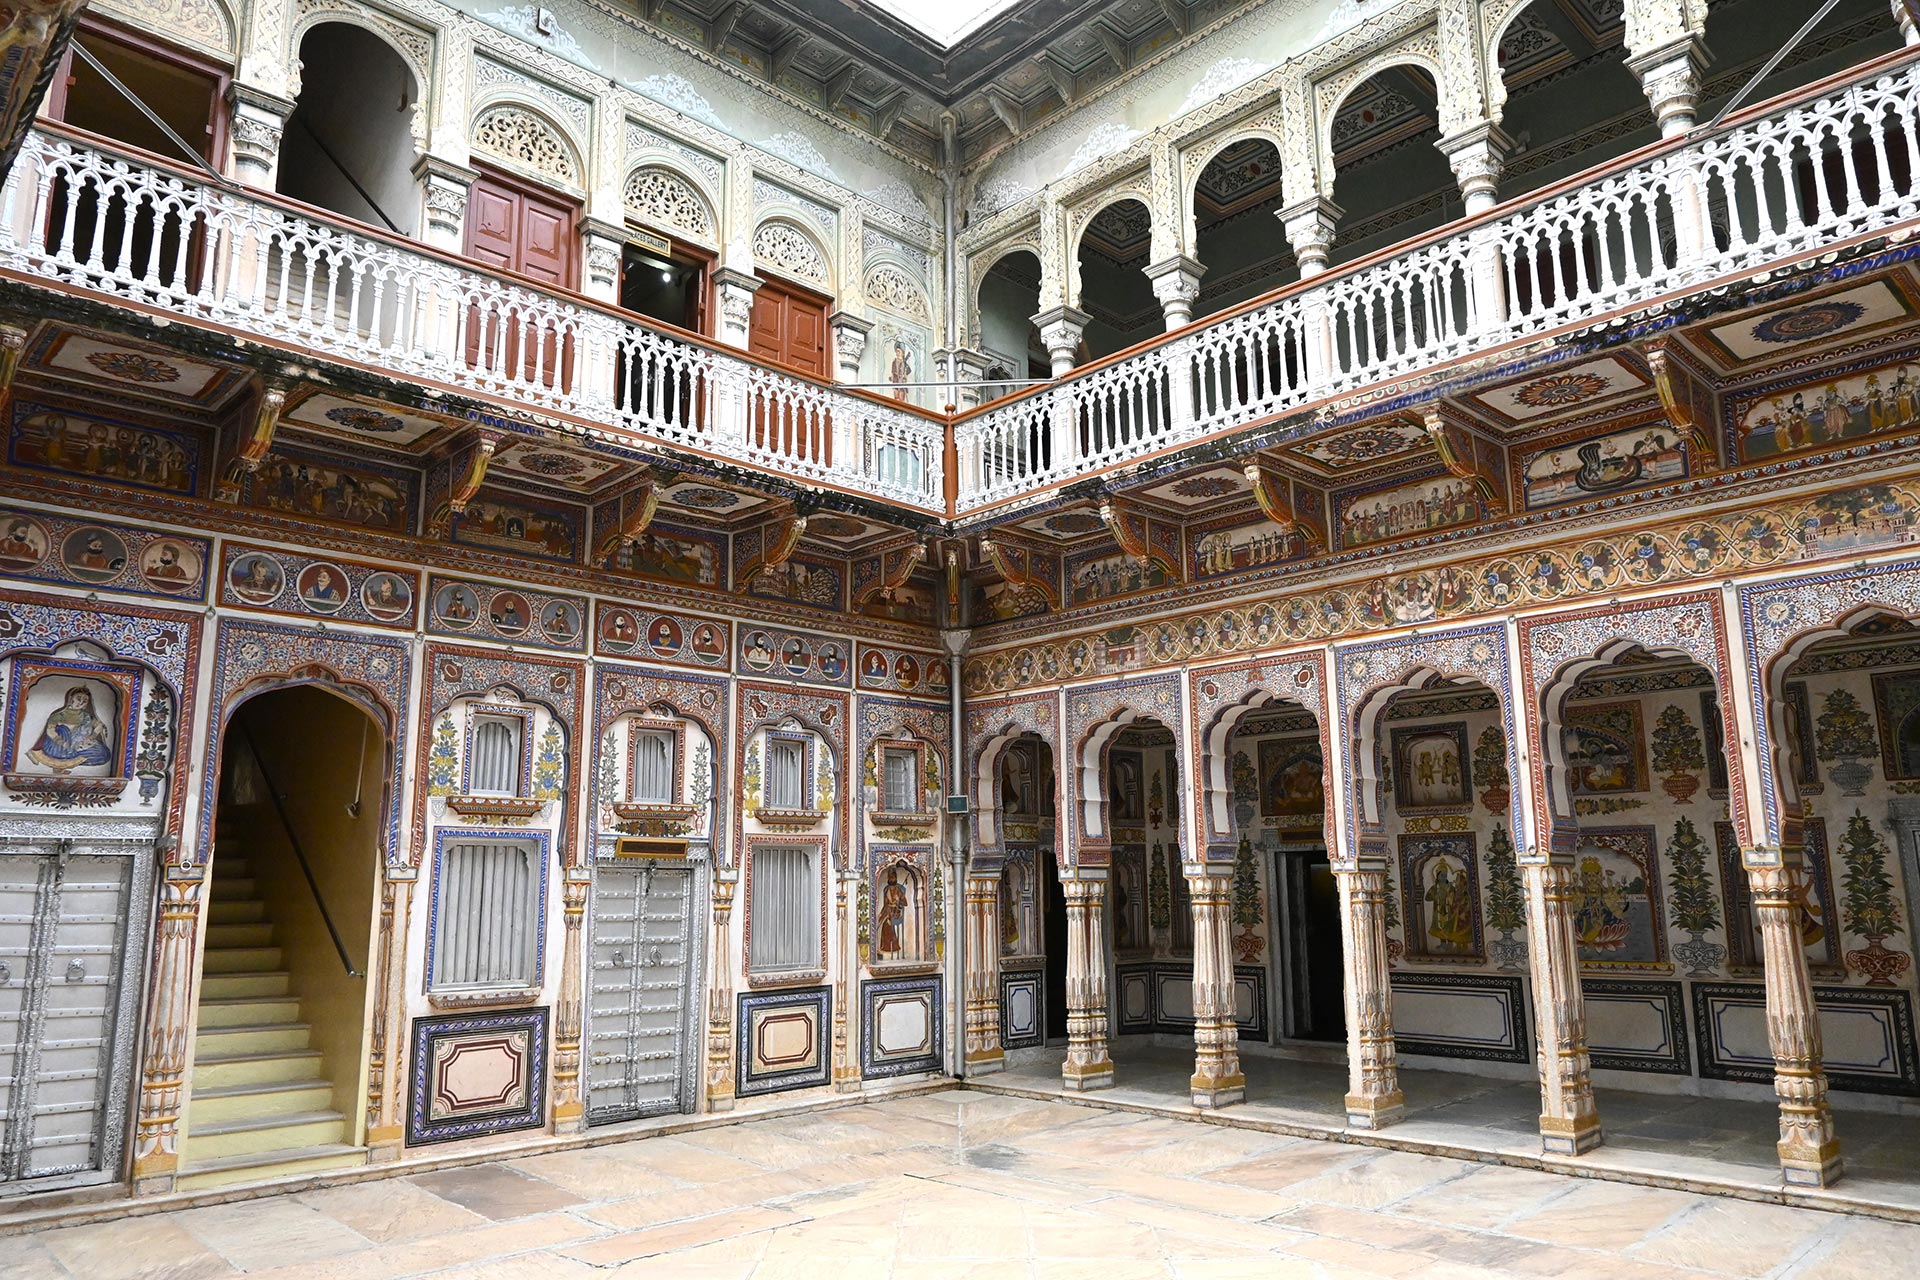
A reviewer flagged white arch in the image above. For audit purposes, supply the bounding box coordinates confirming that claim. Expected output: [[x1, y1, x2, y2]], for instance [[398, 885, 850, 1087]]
[[470, 101, 584, 191], [751, 214, 833, 291], [623, 161, 720, 247]]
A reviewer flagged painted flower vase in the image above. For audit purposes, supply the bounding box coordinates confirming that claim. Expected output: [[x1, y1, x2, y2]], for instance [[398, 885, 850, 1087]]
[[1661, 771, 1701, 805], [1674, 932, 1726, 977], [1234, 926, 1263, 964], [1491, 934, 1527, 972], [1480, 785, 1509, 815], [1829, 757, 1874, 797], [1847, 938, 1913, 987]]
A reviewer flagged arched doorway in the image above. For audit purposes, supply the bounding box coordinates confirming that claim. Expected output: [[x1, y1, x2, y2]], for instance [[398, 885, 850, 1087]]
[[1191, 138, 1293, 320], [177, 684, 384, 1186], [277, 23, 420, 234], [1323, 66, 1455, 268], [1075, 198, 1158, 360], [975, 249, 1047, 399]]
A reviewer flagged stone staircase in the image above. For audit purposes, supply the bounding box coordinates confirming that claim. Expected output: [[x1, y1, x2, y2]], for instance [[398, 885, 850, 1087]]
[[177, 843, 363, 1191]]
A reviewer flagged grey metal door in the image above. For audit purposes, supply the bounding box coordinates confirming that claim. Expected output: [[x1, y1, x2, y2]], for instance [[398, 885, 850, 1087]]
[[586, 862, 694, 1124], [0, 849, 145, 1190]]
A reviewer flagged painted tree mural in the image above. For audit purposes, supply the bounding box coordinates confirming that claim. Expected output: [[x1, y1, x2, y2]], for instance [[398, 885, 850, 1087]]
[[1839, 809, 1911, 985]]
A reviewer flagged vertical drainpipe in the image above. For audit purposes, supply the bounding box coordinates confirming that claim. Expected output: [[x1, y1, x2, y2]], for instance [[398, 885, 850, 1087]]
[[945, 626, 969, 1078]]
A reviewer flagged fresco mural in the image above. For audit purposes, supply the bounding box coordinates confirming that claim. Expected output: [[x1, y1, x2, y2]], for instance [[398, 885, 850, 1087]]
[[10, 404, 200, 494], [1338, 475, 1479, 548], [1520, 423, 1688, 509], [1736, 358, 1920, 463]]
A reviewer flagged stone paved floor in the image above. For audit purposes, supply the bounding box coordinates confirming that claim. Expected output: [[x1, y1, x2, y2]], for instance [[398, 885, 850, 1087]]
[[985, 1044, 1920, 1215], [9, 1090, 1920, 1279]]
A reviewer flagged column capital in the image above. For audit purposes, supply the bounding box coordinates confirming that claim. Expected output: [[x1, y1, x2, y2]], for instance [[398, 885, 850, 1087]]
[[1626, 35, 1709, 138], [1031, 305, 1089, 377], [712, 269, 764, 350], [225, 84, 296, 190], [1145, 255, 1206, 331], [579, 217, 629, 302], [1277, 197, 1343, 277], [1437, 123, 1514, 216]]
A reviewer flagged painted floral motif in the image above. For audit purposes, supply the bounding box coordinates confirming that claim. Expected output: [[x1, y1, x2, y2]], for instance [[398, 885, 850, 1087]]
[[1043, 513, 1105, 535], [85, 351, 181, 383], [427, 715, 459, 796], [1512, 371, 1613, 409], [1484, 823, 1526, 972], [324, 405, 407, 434], [1750, 300, 1866, 345], [1167, 476, 1240, 500], [512, 451, 588, 478], [670, 486, 742, 510], [533, 722, 564, 800], [1666, 817, 1724, 976], [1839, 809, 1912, 986]]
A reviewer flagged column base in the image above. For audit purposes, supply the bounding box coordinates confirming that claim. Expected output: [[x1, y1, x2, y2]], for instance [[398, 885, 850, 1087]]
[[132, 1170, 176, 1197], [964, 1047, 1007, 1075], [1540, 1115, 1604, 1156], [707, 1094, 736, 1114], [553, 1113, 587, 1136], [1780, 1140, 1844, 1188], [1345, 1091, 1405, 1130], [1190, 1073, 1245, 1108], [367, 1125, 405, 1163], [1061, 1061, 1115, 1091]]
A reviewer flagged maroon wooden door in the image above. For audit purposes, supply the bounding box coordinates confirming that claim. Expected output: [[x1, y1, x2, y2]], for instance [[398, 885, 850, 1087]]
[[463, 170, 577, 385], [746, 278, 832, 463]]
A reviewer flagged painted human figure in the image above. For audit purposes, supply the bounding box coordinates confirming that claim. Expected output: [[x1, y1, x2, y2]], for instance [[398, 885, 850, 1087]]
[[889, 343, 911, 402], [1000, 873, 1022, 953], [26, 687, 114, 773], [1424, 862, 1472, 955], [878, 867, 909, 958]]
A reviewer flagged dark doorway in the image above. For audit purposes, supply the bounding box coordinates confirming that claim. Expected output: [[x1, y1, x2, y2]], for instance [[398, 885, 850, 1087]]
[[49, 21, 227, 164], [277, 23, 418, 235], [620, 240, 711, 335], [1043, 853, 1069, 1042], [1274, 846, 1345, 1042]]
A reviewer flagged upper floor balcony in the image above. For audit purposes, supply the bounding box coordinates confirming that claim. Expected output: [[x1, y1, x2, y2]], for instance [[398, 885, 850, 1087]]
[[4, 40, 1918, 527]]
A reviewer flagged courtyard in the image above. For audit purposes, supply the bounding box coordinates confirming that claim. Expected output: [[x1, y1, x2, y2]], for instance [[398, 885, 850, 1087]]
[[6, 1089, 1914, 1280]]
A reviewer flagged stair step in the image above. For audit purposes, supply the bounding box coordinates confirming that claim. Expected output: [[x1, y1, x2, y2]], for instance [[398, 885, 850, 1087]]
[[192, 1048, 324, 1090], [188, 1079, 336, 1123], [207, 899, 267, 925], [206, 921, 275, 948], [200, 971, 290, 999], [196, 1022, 312, 1055], [184, 1109, 348, 1160], [211, 855, 251, 877], [209, 877, 259, 900], [203, 945, 283, 974], [175, 1143, 364, 1193], [198, 996, 303, 1029]]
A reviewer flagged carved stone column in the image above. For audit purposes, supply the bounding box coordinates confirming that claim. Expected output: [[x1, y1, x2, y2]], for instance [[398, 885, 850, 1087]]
[[1032, 305, 1089, 377], [1438, 124, 1512, 217], [1278, 196, 1342, 277], [364, 872, 412, 1160], [1145, 256, 1206, 331], [830, 312, 874, 385], [1898, 0, 1920, 46], [1524, 859, 1603, 1153], [226, 85, 294, 190], [579, 219, 627, 305], [1748, 860, 1844, 1186], [834, 874, 860, 1092], [1060, 873, 1113, 1091], [706, 875, 738, 1111], [964, 870, 1006, 1073], [1187, 868, 1243, 1107], [552, 872, 590, 1133], [713, 268, 763, 350], [132, 871, 203, 1193], [1628, 38, 1706, 137], [1336, 864, 1403, 1128], [413, 156, 476, 253]]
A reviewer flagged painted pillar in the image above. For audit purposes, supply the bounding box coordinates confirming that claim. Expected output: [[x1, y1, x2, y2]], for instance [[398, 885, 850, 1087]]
[[1522, 860, 1603, 1152], [1335, 863, 1403, 1128], [364, 872, 412, 1159], [1186, 867, 1244, 1107], [1748, 859, 1845, 1186], [1060, 871, 1114, 1091], [552, 873, 589, 1132], [706, 875, 738, 1111], [132, 871, 203, 1193], [834, 873, 860, 1092], [964, 869, 1006, 1073]]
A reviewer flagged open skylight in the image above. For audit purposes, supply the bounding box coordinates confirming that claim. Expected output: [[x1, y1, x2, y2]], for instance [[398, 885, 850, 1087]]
[[862, 0, 1027, 47]]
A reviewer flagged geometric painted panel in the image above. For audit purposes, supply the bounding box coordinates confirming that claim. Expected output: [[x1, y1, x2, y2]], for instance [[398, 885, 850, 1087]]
[[1000, 968, 1044, 1049], [737, 986, 830, 1097], [1691, 983, 1919, 1096], [1150, 965, 1268, 1039], [1581, 978, 1691, 1074], [1116, 963, 1155, 1033], [1389, 972, 1530, 1064], [861, 976, 942, 1079], [407, 1008, 549, 1145]]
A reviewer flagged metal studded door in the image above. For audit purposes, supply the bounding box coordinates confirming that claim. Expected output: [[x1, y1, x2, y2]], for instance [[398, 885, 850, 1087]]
[[587, 861, 696, 1124], [0, 845, 149, 1192]]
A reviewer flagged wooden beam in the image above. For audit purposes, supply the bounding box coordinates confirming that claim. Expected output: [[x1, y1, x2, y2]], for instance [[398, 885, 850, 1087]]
[[706, 2, 742, 54]]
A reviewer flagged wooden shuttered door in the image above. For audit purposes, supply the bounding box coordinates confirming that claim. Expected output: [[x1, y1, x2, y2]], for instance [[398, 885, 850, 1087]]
[[746, 277, 833, 464], [462, 169, 578, 387]]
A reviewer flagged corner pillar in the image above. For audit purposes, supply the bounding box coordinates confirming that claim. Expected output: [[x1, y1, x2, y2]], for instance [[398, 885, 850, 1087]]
[[1628, 37, 1707, 137], [1278, 196, 1342, 278], [132, 870, 203, 1193], [1336, 861, 1402, 1128], [964, 869, 1006, 1074], [1748, 857, 1844, 1186], [552, 872, 590, 1133], [1523, 856, 1603, 1153], [1033, 305, 1089, 378], [413, 156, 476, 253], [364, 871, 412, 1160], [1187, 866, 1243, 1107], [713, 268, 763, 351], [1144, 256, 1205, 331], [830, 311, 874, 384], [1061, 871, 1113, 1091], [1438, 124, 1512, 217], [706, 875, 738, 1111]]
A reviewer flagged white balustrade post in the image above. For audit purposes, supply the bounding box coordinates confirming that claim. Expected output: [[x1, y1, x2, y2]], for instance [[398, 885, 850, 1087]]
[[1281, 198, 1341, 392]]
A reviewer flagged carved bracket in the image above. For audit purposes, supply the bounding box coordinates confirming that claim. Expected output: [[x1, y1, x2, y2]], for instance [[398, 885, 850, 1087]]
[[738, 509, 807, 590], [1647, 341, 1717, 466], [216, 381, 289, 503], [1097, 496, 1180, 579], [428, 432, 502, 538], [1243, 460, 1324, 552], [854, 537, 927, 607], [593, 471, 663, 565], [1423, 408, 1506, 517], [979, 534, 1062, 607]]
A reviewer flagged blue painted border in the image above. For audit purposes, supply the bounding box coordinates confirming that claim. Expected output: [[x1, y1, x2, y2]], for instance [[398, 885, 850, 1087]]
[[860, 975, 943, 1078], [406, 1006, 549, 1145], [736, 985, 831, 1097]]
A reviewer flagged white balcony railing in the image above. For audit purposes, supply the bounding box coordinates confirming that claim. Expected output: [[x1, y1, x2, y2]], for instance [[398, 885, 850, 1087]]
[[953, 53, 1920, 514], [0, 128, 946, 512]]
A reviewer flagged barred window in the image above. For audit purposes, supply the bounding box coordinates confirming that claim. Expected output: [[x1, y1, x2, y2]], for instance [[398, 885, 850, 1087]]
[[433, 840, 541, 989], [632, 729, 674, 803], [882, 747, 918, 813], [469, 715, 521, 796], [749, 845, 818, 973], [767, 738, 806, 809]]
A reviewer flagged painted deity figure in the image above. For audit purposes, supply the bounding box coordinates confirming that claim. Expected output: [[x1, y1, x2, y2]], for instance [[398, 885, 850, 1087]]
[[25, 687, 114, 773], [1573, 856, 1630, 952], [1000, 874, 1021, 952], [878, 868, 909, 958], [1424, 862, 1473, 954]]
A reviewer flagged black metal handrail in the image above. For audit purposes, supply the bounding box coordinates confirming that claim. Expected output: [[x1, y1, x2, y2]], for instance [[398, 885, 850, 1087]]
[[235, 722, 364, 978]]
